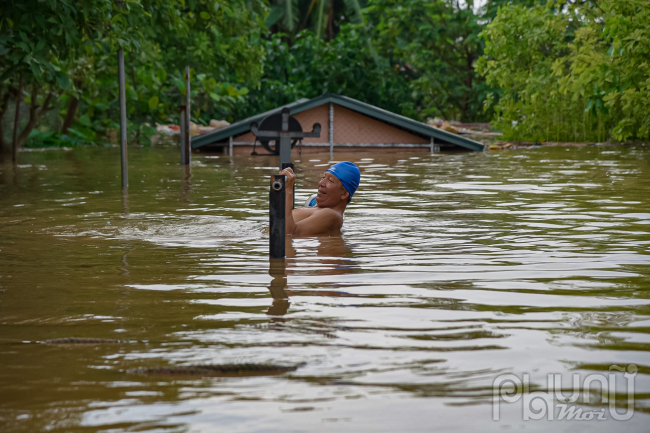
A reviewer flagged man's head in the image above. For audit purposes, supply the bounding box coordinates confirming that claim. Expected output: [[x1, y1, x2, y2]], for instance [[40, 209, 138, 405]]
[[316, 162, 360, 208]]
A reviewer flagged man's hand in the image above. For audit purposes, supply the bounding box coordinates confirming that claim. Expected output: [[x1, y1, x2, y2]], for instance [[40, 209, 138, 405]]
[[279, 167, 296, 188]]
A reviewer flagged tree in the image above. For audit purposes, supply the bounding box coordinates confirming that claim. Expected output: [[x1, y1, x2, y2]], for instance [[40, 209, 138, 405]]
[[0, 0, 267, 151], [232, 25, 416, 121], [242, 0, 494, 123], [266, 0, 366, 41], [367, 0, 491, 121], [476, 0, 650, 142]]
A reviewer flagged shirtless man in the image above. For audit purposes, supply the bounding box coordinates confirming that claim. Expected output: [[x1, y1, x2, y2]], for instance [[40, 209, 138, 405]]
[[278, 161, 360, 237]]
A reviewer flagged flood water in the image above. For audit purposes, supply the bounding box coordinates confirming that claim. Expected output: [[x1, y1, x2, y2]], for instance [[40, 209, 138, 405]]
[[1, 144, 649, 432]]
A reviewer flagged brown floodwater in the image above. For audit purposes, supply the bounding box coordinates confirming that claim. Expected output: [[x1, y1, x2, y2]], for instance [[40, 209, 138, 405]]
[[1, 144, 649, 432]]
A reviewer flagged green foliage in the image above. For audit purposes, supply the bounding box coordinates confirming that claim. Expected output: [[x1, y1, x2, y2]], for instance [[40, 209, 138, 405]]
[[368, 0, 491, 121], [236, 27, 414, 119], [20, 0, 645, 150], [477, 0, 650, 142], [238, 0, 492, 123], [70, 0, 266, 138], [1, 0, 266, 150], [266, 0, 367, 41]]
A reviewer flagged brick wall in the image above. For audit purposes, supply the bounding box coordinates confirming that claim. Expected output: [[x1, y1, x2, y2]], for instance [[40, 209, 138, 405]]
[[234, 103, 427, 146]]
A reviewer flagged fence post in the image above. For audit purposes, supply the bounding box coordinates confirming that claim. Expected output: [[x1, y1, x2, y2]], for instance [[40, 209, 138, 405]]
[[179, 105, 187, 165], [182, 66, 191, 165], [118, 48, 128, 189], [430, 137, 440, 154]]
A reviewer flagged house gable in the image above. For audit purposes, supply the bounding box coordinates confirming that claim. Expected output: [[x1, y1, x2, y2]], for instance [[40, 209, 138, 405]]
[[191, 94, 484, 151]]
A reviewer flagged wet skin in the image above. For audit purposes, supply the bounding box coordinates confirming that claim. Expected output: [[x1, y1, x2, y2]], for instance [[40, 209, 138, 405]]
[[278, 167, 350, 237]]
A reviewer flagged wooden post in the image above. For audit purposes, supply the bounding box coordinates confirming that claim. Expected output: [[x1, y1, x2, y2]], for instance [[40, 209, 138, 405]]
[[229, 135, 233, 156]]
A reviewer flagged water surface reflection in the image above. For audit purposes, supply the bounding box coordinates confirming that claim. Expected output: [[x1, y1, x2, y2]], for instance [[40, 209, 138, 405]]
[[268, 236, 358, 315], [0, 145, 649, 432]]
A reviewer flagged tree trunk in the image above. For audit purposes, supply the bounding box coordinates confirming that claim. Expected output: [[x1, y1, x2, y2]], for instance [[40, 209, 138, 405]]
[[13, 83, 57, 150], [62, 80, 83, 134], [0, 87, 11, 158], [327, 0, 334, 41], [62, 96, 80, 134], [12, 78, 23, 162]]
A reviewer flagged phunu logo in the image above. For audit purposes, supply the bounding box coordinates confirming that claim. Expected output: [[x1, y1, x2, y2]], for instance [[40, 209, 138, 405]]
[[492, 364, 637, 421]]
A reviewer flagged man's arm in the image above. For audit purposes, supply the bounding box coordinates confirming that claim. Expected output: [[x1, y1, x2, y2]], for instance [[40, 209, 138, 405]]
[[280, 167, 298, 234]]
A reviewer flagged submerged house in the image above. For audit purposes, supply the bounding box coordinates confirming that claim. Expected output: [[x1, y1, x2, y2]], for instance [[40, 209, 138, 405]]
[[191, 94, 484, 154]]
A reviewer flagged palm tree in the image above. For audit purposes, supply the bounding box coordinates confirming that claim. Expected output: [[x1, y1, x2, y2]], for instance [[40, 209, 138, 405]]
[[266, 0, 366, 41]]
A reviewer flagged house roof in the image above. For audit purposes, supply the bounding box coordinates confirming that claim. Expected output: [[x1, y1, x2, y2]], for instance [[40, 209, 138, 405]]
[[191, 93, 485, 152]]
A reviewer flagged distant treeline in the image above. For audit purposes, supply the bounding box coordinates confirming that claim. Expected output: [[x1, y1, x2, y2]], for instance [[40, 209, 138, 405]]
[[478, 0, 650, 143], [0, 0, 648, 152]]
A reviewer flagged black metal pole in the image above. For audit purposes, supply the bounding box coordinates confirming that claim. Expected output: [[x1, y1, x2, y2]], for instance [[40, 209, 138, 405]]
[[269, 174, 286, 258], [278, 108, 291, 170], [118, 48, 128, 190], [183, 66, 191, 165], [179, 105, 187, 165]]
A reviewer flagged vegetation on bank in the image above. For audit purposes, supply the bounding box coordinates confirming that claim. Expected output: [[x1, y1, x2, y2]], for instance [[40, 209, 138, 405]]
[[1, 0, 648, 152], [478, 0, 650, 143]]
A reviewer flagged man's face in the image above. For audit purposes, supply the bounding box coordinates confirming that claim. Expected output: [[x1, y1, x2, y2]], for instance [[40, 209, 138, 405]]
[[316, 172, 348, 207]]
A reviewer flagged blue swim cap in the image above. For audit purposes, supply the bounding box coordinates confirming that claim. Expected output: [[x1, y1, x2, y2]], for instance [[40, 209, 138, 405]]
[[326, 161, 361, 198]]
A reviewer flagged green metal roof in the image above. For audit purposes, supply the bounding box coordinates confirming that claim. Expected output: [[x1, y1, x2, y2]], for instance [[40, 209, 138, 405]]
[[191, 93, 485, 151]]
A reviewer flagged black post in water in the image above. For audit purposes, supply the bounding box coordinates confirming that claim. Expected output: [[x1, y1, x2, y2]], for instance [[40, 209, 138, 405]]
[[179, 105, 187, 165], [269, 174, 286, 258], [118, 48, 128, 190], [183, 66, 191, 165], [278, 108, 292, 170], [116, 0, 127, 189]]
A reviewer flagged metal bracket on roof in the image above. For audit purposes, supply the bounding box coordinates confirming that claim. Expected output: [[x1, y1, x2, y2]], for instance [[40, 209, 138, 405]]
[[250, 107, 321, 170]]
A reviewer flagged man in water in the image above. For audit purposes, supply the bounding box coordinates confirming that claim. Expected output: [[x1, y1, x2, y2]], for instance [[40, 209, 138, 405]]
[[278, 161, 360, 237]]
